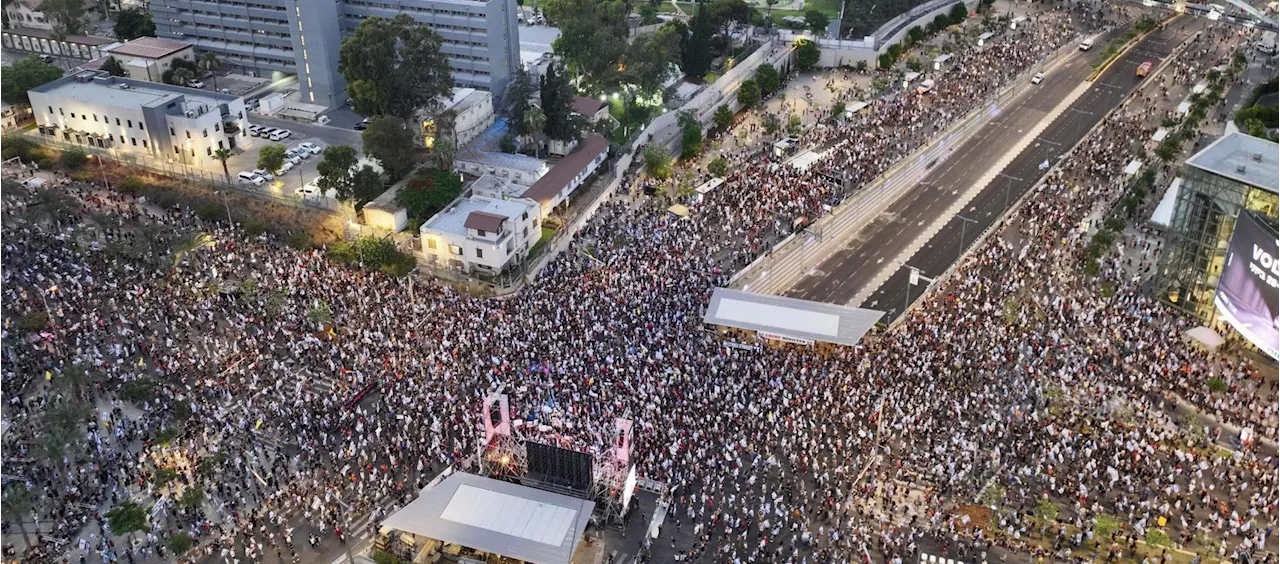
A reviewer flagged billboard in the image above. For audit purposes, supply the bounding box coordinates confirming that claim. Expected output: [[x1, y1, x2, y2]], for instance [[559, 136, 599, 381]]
[[1213, 210, 1279, 359]]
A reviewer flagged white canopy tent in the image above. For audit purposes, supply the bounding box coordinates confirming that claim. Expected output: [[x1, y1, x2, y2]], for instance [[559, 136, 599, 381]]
[[1185, 326, 1225, 350]]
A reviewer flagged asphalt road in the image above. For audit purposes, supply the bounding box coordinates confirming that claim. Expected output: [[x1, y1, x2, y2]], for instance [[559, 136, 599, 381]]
[[784, 17, 1204, 320]]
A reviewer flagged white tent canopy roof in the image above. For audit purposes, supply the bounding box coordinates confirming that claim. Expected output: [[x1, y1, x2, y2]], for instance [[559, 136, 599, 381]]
[[1186, 326, 1225, 350], [703, 288, 884, 345]]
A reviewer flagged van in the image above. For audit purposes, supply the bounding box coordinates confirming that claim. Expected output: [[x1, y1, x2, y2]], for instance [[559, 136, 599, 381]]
[[269, 129, 292, 141], [916, 79, 935, 94], [1079, 39, 1094, 51]]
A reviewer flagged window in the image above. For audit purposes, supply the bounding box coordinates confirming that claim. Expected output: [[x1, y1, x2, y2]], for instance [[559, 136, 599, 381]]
[[206, 147, 212, 156], [174, 146, 180, 154], [427, 238, 437, 250], [58, 107, 63, 115], [116, 118, 121, 125], [170, 126, 175, 135], [448, 244, 462, 255], [186, 131, 191, 139], [477, 229, 486, 237], [127, 120, 133, 128], [202, 129, 208, 137], [70, 112, 76, 118], [475, 248, 484, 258], [92, 114, 97, 122], [214, 123, 220, 132], [141, 140, 147, 148], [521, 212, 528, 221], [47, 106, 52, 113], [130, 138, 137, 146], [138, 124, 144, 131]]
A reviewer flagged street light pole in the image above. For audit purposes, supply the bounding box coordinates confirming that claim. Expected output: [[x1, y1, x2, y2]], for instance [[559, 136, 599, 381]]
[[214, 190, 233, 225], [90, 154, 111, 190], [333, 499, 357, 564], [955, 214, 977, 262]]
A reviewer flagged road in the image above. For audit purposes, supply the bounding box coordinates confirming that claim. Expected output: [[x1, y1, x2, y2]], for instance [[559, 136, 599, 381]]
[[783, 17, 1204, 320]]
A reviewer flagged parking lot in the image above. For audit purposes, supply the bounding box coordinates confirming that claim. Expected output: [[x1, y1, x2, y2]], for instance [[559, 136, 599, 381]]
[[219, 114, 363, 197]]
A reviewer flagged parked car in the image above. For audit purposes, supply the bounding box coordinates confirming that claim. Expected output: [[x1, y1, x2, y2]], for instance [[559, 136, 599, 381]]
[[246, 99, 261, 111], [296, 184, 320, 198], [187, 80, 205, 89], [269, 129, 292, 141], [286, 147, 310, 161], [296, 142, 322, 155], [1031, 72, 1045, 84], [279, 160, 296, 173], [237, 171, 265, 185], [252, 169, 275, 181], [354, 117, 371, 131], [248, 125, 263, 137]]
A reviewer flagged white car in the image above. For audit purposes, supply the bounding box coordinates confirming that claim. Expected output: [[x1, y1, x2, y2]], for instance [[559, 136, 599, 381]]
[[279, 160, 296, 173], [269, 129, 292, 141], [295, 184, 320, 198], [252, 168, 275, 181], [187, 80, 205, 89], [286, 147, 311, 161], [237, 171, 265, 185], [296, 142, 322, 155], [1031, 72, 1045, 84]]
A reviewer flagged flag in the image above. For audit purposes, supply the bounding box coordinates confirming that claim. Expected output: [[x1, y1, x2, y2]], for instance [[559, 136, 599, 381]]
[[45, 370, 52, 381]]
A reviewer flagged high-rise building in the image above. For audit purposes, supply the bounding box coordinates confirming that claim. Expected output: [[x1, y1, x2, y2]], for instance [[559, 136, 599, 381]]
[[150, 0, 519, 109]]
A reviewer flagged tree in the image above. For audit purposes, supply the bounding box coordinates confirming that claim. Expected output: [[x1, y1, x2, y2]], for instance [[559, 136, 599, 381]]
[[113, 7, 155, 40], [432, 138, 456, 171], [508, 67, 537, 137], [677, 110, 702, 160], [256, 144, 287, 176], [682, 2, 714, 78], [1, 57, 64, 106], [394, 168, 462, 220], [795, 39, 820, 71], [169, 532, 193, 555], [212, 147, 233, 183], [544, 0, 629, 89], [948, 2, 968, 24], [643, 143, 672, 180], [623, 24, 682, 97], [754, 63, 780, 94], [708, 156, 727, 177], [105, 501, 147, 542], [540, 61, 579, 143], [338, 14, 453, 120], [736, 78, 760, 107], [316, 145, 360, 202], [499, 133, 517, 153], [713, 105, 734, 130], [362, 117, 417, 182], [41, 0, 86, 37], [351, 165, 386, 209], [2, 483, 35, 547], [787, 113, 802, 136], [638, 3, 659, 25], [101, 56, 127, 77], [170, 67, 195, 86], [805, 10, 830, 35], [832, 100, 846, 118], [522, 106, 547, 156], [907, 25, 925, 45], [199, 52, 221, 91], [710, 0, 751, 40], [178, 487, 205, 511], [763, 113, 781, 135]]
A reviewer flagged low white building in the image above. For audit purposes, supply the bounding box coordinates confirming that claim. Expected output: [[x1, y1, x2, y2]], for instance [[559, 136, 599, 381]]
[[5, 0, 50, 30], [419, 88, 495, 149], [420, 194, 541, 275], [521, 134, 610, 217], [28, 70, 250, 166], [103, 37, 196, 84]]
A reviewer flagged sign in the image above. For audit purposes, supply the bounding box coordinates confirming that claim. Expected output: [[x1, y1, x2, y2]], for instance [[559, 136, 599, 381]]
[[758, 332, 815, 346], [1213, 211, 1279, 360], [620, 465, 639, 514]]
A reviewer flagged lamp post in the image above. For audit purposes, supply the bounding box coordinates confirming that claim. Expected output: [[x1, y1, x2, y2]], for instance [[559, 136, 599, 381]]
[[88, 154, 111, 190], [213, 190, 233, 225], [955, 214, 977, 262], [904, 266, 934, 317], [333, 499, 357, 564]]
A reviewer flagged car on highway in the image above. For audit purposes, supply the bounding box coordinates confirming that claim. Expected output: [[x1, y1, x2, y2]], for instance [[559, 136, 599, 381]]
[[295, 142, 322, 155], [269, 129, 292, 141], [237, 171, 265, 185], [1031, 72, 1045, 84], [187, 80, 205, 89], [1136, 61, 1153, 78]]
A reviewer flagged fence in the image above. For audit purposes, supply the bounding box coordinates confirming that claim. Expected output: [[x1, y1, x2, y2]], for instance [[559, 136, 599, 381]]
[[25, 133, 341, 213]]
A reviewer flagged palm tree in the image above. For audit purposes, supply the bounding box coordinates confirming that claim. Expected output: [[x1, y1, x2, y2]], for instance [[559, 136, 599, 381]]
[[169, 232, 214, 270], [25, 188, 77, 230], [171, 67, 195, 87], [434, 139, 457, 171], [212, 147, 234, 183], [53, 364, 103, 399], [522, 107, 547, 157], [1, 484, 36, 548], [198, 52, 221, 91]]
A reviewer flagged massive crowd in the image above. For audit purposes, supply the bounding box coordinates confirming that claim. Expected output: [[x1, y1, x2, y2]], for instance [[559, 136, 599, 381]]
[[1, 6, 1275, 564]]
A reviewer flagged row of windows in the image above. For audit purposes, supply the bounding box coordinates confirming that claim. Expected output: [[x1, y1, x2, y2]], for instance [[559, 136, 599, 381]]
[[169, 0, 287, 12], [170, 10, 290, 27], [174, 20, 293, 41], [343, 1, 485, 18], [54, 107, 148, 132]]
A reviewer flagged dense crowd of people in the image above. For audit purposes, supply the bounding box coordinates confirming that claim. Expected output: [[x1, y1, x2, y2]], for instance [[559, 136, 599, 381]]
[[1, 5, 1275, 564]]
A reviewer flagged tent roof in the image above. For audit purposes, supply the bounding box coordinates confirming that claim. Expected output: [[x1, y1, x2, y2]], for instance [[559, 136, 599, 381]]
[[1186, 326, 1224, 349], [1150, 177, 1181, 229], [380, 472, 594, 564], [703, 288, 883, 345]]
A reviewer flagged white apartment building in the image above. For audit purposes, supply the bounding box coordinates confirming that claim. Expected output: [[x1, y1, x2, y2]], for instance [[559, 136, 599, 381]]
[[5, 0, 51, 30], [420, 194, 541, 275], [104, 37, 196, 84], [521, 134, 609, 217], [28, 71, 250, 166]]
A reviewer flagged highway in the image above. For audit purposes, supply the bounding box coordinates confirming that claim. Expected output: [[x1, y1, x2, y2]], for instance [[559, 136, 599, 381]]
[[782, 16, 1205, 320]]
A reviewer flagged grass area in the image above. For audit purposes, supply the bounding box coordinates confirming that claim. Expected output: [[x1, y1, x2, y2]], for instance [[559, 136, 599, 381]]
[[805, 0, 843, 16], [769, 8, 806, 26], [528, 225, 557, 259]]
